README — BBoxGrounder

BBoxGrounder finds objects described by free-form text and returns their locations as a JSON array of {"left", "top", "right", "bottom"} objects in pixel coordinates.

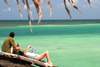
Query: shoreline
[
  {"left": 0, "top": 23, "right": 100, "bottom": 27},
  {"left": 0, "top": 19, "right": 100, "bottom": 27}
]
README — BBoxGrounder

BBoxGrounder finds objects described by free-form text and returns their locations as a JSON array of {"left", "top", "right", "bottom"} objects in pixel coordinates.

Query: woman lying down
[{"left": 14, "top": 45, "right": 53, "bottom": 65}]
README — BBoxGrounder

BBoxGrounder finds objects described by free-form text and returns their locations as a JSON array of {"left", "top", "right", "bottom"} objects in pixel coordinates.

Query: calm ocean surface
[
  {"left": 0, "top": 19, "right": 100, "bottom": 26},
  {"left": 0, "top": 19, "right": 100, "bottom": 67},
  {"left": 0, "top": 19, "right": 100, "bottom": 37}
]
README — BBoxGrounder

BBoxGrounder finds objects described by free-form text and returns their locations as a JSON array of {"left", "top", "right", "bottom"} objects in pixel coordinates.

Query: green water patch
[
  {"left": 0, "top": 35, "right": 100, "bottom": 67},
  {"left": 0, "top": 24, "right": 100, "bottom": 67},
  {"left": 0, "top": 24, "right": 100, "bottom": 37}
]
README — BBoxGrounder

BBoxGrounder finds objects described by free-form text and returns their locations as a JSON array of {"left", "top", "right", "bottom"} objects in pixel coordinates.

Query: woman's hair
[{"left": 9, "top": 32, "right": 15, "bottom": 38}]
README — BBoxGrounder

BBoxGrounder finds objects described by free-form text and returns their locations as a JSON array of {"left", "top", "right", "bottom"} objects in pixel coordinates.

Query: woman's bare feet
[{"left": 47, "top": 61, "right": 53, "bottom": 65}]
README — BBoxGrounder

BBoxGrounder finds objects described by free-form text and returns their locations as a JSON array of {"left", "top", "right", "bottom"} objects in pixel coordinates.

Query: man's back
[{"left": 2, "top": 36, "right": 15, "bottom": 53}]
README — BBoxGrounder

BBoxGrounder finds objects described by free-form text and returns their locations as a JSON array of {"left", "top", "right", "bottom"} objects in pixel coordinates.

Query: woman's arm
[{"left": 23, "top": 46, "right": 31, "bottom": 57}]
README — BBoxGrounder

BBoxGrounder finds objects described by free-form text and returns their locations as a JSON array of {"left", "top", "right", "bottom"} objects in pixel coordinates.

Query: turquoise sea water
[
  {"left": 0, "top": 19, "right": 100, "bottom": 26},
  {"left": 0, "top": 20, "right": 100, "bottom": 67}
]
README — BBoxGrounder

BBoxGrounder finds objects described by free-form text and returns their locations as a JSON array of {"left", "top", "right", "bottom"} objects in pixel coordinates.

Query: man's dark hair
[{"left": 9, "top": 32, "right": 15, "bottom": 38}]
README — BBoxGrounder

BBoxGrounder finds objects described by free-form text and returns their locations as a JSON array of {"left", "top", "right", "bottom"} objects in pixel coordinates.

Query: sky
[{"left": 0, "top": 0, "right": 100, "bottom": 20}]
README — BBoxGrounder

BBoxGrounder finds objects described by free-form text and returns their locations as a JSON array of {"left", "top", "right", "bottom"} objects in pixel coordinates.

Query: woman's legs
[{"left": 40, "top": 51, "right": 53, "bottom": 65}]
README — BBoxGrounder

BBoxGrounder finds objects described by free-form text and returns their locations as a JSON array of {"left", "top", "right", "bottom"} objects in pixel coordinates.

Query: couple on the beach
[{"left": 2, "top": 32, "right": 53, "bottom": 65}]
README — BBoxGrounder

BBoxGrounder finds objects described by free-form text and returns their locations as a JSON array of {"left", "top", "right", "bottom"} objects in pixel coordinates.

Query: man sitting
[{"left": 2, "top": 32, "right": 20, "bottom": 53}]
